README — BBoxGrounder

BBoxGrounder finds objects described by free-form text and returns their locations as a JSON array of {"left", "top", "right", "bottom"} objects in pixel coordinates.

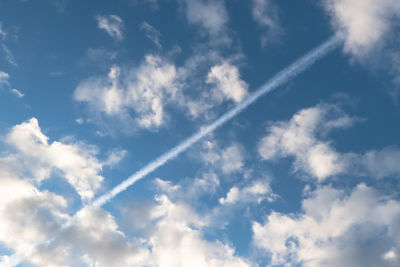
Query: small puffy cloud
[
  {"left": 201, "top": 141, "right": 245, "bottom": 175},
  {"left": 182, "top": 0, "right": 228, "bottom": 36},
  {"left": 252, "top": 184, "right": 400, "bottom": 267},
  {"left": 207, "top": 62, "right": 248, "bottom": 103},
  {"left": 103, "top": 149, "right": 127, "bottom": 166},
  {"left": 96, "top": 15, "right": 124, "bottom": 41},
  {"left": 5, "top": 118, "right": 104, "bottom": 200},
  {"left": 219, "top": 180, "right": 275, "bottom": 205},
  {"left": 251, "top": 0, "right": 282, "bottom": 46},
  {"left": 258, "top": 103, "right": 355, "bottom": 180},
  {"left": 140, "top": 21, "right": 162, "bottom": 48},
  {"left": 322, "top": 0, "right": 400, "bottom": 57}
]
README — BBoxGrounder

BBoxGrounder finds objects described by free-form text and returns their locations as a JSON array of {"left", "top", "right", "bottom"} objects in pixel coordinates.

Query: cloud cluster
[
  {"left": 253, "top": 184, "right": 400, "bottom": 266},
  {"left": 258, "top": 103, "right": 400, "bottom": 181},
  {"left": 75, "top": 53, "right": 248, "bottom": 133}
]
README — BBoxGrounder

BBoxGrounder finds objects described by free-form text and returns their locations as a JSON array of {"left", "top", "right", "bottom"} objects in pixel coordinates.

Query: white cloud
[
  {"left": 258, "top": 102, "right": 400, "bottom": 181},
  {"left": 0, "top": 71, "right": 24, "bottom": 98},
  {"left": 10, "top": 88, "right": 24, "bottom": 98},
  {"left": 219, "top": 180, "right": 275, "bottom": 205},
  {"left": 207, "top": 62, "right": 248, "bottom": 103},
  {"left": 5, "top": 118, "right": 104, "bottom": 200},
  {"left": 251, "top": 0, "right": 282, "bottom": 46},
  {"left": 258, "top": 103, "right": 355, "bottom": 180},
  {"left": 103, "top": 149, "right": 127, "bottom": 166},
  {"left": 322, "top": 0, "right": 400, "bottom": 56},
  {"left": 252, "top": 184, "right": 400, "bottom": 267},
  {"left": 201, "top": 141, "right": 245, "bottom": 174},
  {"left": 182, "top": 0, "right": 228, "bottom": 36},
  {"left": 75, "top": 55, "right": 179, "bottom": 130},
  {"left": 147, "top": 195, "right": 251, "bottom": 267},
  {"left": 96, "top": 15, "right": 124, "bottom": 41},
  {"left": 140, "top": 21, "right": 162, "bottom": 48},
  {"left": 361, "top": 146, "right": 400, "bottom": 179},
  {"left": 0, "top": 71, "right": 9, "bottom": 85}
]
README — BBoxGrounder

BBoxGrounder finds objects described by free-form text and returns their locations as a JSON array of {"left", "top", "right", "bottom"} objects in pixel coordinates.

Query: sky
[{"left": 0, "top": 0, "right": 400, "bottom": 266}]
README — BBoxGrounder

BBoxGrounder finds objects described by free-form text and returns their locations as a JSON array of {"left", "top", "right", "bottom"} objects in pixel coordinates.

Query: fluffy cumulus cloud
[
  {"left": 75, "top": 53, "right": 249, "bottom": 132},
  {"left": 322, "top": 0, "right": 400, "bottom": 56},
  {"left": 74, "top": 55, "right": 179, "bottom": 130},
  {"left": 5, "top": 118, "right": 104, "bottom": 200},
  {"left": 251, "top": 0, "right": 282, "bottom": 46},
  {"left": 96, "top": 14, "right": 124, "bottom": 40},
  {"left": 0, "top": 119, "right": 150, "bottom": 267},
  {"left": 258, "top": 102, "right": 400, "bottom": 181},
  {"left": 258, "top": 103, "right": 355, "bottom": 180},
  {"left": 252, "top": 184, "right": 400, "bottom": 267},
  {"left": 146, "top": 195, "right": 252, "bottom": 267},
  {"left": 207, "top": 62, "right": 248, "bottom": 104}
]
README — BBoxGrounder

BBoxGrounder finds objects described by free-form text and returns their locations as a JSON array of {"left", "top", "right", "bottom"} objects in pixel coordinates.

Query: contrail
[
  {"left": 1, "top": 35, "right": 342, "bottom": 267},
  {"left": 92, "top": 35, "right": 342, "bottom": 207}
]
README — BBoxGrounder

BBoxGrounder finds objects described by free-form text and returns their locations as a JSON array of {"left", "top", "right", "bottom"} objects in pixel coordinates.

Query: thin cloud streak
[
  {"left": 92, "top": 35, "right": 342, "bottom": 207},
  {"left": 2, "top": 35, "right": 341, "bottom": 267}
]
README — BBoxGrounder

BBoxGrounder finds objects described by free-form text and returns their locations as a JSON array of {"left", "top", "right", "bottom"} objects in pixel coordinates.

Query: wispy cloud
[
  {"left": 140, "top": 21, "right": 162, "bottom": 49},
  {"left": 96, "top": 15, "right": 124, "bottom": 41},
  {"left": 251, "top": 0, "right": 282, "bottom": 46}
]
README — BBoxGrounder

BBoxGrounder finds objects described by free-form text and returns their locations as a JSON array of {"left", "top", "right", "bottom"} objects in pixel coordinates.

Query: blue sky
[{"left": 1, "top": 0, "right": 400, "bottom": 266}]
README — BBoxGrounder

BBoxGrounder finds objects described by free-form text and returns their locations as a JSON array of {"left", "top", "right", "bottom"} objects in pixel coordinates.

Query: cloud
[
  {"left": 322, "top": 0, "right": 400, "bottom": 57},
  {"left": 207, "top": 62, "right": 249, "bottom": 103},
  {"left": 5, "top": 118, "right": 104, "bottom": 200},
  {"left": 258, "top": 102, "right": 400, "bottom": 181},
  {"left": 253, "top": 183, "right": 400, "bottom": 266},
  {"left": 201, "top": 141, "right": 245, "bottom": 174},
  {"left": 140, "top": 22, "right": 162, "bottom": 49},
  {"left": 219, "top": 180, "right": 276, "bottom": 205},
  {"left": 10, "top": 88, "right": 24, "bottom": 98},
  {"left": 258, "top": 103, "right": 356, "bottom": 180},
  {"left": 180, "top": 0, "right": 228, "bottom": 36},
  {"left": 146, "top": 195, "right": 251, "bottom": 267},
  {"left": 75, "top": 55, "right": 179, "bottom": 130},
  {"left": 0, "top": 71, "right": 23, "bottom": 98},
  {"left": 103, "top": 149, "right": 127, "bottom": 166},
  {"left": 96, "top": 15, "right": 124, "bottom": 41},
  {"left": 251, "top": 0, "right": 282, "bottom": 46}
]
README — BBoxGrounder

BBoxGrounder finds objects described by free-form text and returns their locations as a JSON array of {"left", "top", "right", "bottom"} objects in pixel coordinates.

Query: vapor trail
[
  {"left": 92, "top": 35, "right": 342, "bottom": 207},
  {"left": 1, "top": 35, "right": 341, "bottom": 267}
]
